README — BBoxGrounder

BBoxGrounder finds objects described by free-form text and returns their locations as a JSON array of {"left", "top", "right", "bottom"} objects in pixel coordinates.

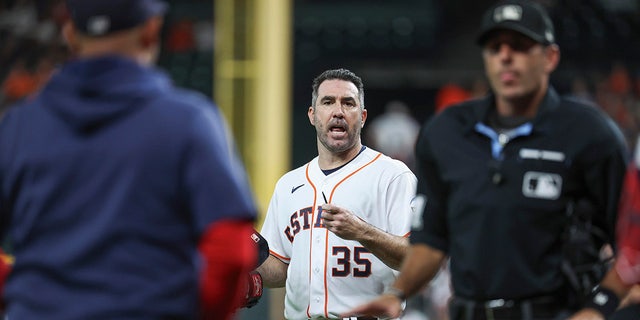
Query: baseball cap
[
  {"left": 66, "top": 0, "right": 168, "bottom": 36},
  {"left": 476, "top": 0, "right": 555, "bottom": 46}
]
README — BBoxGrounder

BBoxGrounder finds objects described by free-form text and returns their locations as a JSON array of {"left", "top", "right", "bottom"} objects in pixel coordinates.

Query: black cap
[
  {"left": 476, "top": 0, "right": 555, "bottom": 46},
  {"left": 66, "top": 0, "right": 168, "bottom": 36}
]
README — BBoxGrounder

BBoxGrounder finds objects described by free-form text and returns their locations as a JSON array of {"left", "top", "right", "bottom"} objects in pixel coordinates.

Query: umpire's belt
[{"left": 450, "top": 295, "right": 563, "bottom": 320}]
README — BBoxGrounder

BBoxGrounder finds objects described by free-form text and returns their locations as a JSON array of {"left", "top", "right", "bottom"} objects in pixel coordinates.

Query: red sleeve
[
  {"left": 615, "top": 164, "right": 640, "bottom": 285},
  {"left": 0, "top": 250, "right": 12, "bottom": 310},
  {"left": 198, "top": 219, "right": 256, "bottom": 320}
]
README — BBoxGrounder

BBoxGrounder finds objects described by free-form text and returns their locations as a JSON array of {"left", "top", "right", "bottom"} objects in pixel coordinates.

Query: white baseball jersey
[{"left": 261, "top": 147, "right": 417, "bottom": 319}]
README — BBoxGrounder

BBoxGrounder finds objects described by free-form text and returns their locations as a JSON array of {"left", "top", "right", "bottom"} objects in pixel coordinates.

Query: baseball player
[{"left": 247, "top": 69, "right": 417, "bottom": 319}]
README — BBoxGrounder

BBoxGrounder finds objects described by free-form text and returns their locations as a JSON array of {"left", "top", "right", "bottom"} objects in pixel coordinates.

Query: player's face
[
  {"left": 308, "top": 79, "right": 367, "bottom": 154},
  {"left": 482, "top": 30, "right": 559, "bottom": 101}
]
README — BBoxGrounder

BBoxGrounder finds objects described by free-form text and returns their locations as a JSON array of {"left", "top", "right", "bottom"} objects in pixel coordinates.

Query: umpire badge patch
[{"left": 522, "top": 171, "right": 562, "bottom": 200}]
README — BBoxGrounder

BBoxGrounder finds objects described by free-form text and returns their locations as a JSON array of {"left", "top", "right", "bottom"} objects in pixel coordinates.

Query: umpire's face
[
  {"left": 481, "top": 30, "right": 559, "bottom": 102},
  {"left": 309, "top": 79, "right": 367, "bottom": 155}
]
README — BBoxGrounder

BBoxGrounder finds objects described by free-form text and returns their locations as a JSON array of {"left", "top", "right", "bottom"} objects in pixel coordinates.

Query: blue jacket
[{"left": 0, "top": 56, "right": 257, "bottom": 319}]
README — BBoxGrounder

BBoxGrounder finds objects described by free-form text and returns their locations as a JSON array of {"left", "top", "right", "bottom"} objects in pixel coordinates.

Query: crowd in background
[
  {"left": 0, "top": 0, "right": 67, "bottom": 113},
  {"left": 3, "top": 0, "right": 639, "bottom": 153}
]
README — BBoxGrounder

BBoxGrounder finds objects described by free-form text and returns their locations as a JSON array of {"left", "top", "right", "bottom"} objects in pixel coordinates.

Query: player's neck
[{"left": 318, "top": 143, "right": 364, "bottom": 171}]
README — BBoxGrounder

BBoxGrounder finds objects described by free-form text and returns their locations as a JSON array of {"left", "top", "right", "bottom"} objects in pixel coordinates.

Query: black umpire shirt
[{"left": 411, "top": 87, "right": 628, "bottom": 301}]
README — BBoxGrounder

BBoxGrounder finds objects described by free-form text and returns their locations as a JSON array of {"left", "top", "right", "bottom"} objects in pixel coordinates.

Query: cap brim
[{"left": 476, "top": 22, "right": 547, "bottom": 46}]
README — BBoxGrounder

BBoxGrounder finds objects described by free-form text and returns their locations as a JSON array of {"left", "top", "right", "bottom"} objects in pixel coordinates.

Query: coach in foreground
[
  {"left": 345, "top": 1, "right": 628, "bottom": 319},
  {"left": 0, "top": 0, "right": 258, "bottom": 319}
]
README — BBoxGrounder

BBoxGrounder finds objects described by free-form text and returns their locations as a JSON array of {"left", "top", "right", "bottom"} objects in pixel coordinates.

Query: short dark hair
[{"left": 311, "top": 68, "right": 365, "bottom": 108}]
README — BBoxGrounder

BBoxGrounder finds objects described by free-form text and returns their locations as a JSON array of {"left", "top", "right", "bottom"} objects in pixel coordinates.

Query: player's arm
[
  {"left": 358, "top": 225, "right": 409, "bottom": 270},
  {"left": 256, "top": 254, "right": 288, "bottom": 287},
  {"left": 321, "top": 203, "right": 408, "bottom": 270},
  {"left": 351, "top": 221, "right": 408, "bottom": 271},
  {"left": 240, "top": 230, "right": 288, "bottom": 309}
]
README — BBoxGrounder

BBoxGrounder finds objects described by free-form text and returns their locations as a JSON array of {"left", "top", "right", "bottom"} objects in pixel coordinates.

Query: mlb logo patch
[{"left": 522, "top": 171, "right": 562, "bottom": 200}]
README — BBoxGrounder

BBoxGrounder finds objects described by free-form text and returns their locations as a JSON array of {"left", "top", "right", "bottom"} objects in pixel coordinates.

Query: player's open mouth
[{"left": 328, "top": 125, "right": 347, "bottom": 137}]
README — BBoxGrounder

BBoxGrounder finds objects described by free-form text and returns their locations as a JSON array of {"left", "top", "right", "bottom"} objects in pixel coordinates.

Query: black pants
[{"left": 448, "top": 296, "right": 572, "bottom": 320}]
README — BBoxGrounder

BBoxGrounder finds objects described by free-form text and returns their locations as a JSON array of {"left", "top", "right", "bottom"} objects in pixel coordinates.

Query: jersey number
[{"left": 331, "top": 246, "right": 372, "bottom": 277}]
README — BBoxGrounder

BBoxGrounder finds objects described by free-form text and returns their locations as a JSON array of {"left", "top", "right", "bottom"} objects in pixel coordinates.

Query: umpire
[{"left": 345, "top": 1, "right": 628, "bottom": 319}]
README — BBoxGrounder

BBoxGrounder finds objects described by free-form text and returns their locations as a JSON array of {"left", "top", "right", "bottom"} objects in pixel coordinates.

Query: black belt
[{"left": 449, "top": 295, "right": 566, "bottom": 320}]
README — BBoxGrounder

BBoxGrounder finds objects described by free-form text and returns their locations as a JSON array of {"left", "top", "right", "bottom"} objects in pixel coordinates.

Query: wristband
[
  {"left": 583, "top": 286, "right": 620, "bottom": 318},
  {"left": 385, "top": 287, "right": 407, "bottom": 302}
]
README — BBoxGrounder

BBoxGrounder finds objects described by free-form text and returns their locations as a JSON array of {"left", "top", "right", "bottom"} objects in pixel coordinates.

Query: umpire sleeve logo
[
  {"left": 410, "top": 194, "right": 427, "bottom": 230},
  {"left": 522, "top": 171, "right": 562, "bottom": 200}
]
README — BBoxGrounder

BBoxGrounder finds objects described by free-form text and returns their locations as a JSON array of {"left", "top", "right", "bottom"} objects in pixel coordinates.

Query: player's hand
[
  {"left": 341, "top": 294, "right": 404, "bottom": 319},
  {"left": 242, "top": 271, "right": 263, "bottom": 308},
  {"left": 321, "top": 203, "right": 368, "bottom": 240}
]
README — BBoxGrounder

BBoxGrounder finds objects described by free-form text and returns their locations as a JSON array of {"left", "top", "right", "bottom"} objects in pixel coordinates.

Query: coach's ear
[
  {"left": 62, "top": 21, "right": 80, "bottom": 54},
  {"left": 308, "top": 106, "right": 315, "bottom": 125}
]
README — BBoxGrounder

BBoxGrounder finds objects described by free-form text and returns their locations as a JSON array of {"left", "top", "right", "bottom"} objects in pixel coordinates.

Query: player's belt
[{"left": 449, "top": 295, "right": 565, "bottom": 320}]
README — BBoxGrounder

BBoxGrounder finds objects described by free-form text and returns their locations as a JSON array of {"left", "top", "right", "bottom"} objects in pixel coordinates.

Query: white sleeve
[
  {"left": 385, "top": 171, "right": 417, "bottom": 236},
  {"left": 259, "top": 182, "right": 291, "bottom": 262}
]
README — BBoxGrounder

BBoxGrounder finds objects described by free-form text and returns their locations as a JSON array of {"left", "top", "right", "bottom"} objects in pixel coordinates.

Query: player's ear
[
  {"left": 360, "top": 108, "right": 367, "bottom": 128},
  {"left": 308, "top": 106, "right": 315, "bottom": 125}
]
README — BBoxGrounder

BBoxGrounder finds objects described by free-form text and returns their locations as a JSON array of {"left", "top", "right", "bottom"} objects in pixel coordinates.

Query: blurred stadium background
[{"left": 1, "top": 0, "right": 639, "bottom": 319}]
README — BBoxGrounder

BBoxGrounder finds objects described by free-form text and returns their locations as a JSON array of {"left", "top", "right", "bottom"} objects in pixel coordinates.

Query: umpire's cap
[
  {"left": 476, "top": 0, "right": 555, "bottom": 46},
  {"left": 66, "top": 0, "right": 168, "bottom": 37}
]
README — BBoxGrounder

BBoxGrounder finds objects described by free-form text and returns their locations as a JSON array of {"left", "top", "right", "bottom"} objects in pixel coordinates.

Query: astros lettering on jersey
[{"left": 261, "top": 147, "right": 417, "bottom": 319}]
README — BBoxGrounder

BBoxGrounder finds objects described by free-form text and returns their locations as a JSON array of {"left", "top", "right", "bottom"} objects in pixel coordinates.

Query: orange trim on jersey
[
  {"left": 327, "top": 152, "right": 382, "bottom": 201},
  {"left": 324, "top": 152, "right": 383, "bottom": 318},
  {"left": 323, "top": 227, "right": 330, "bottom": 317},
  {"left": 304, "top": 162, "right": 318, "bottom": 319},
  {"left": 269, "top": 250, "right": 290, "bottom": 262},
  {"left": 402, "top": 231, "right": 411, "bottom": 238}
]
